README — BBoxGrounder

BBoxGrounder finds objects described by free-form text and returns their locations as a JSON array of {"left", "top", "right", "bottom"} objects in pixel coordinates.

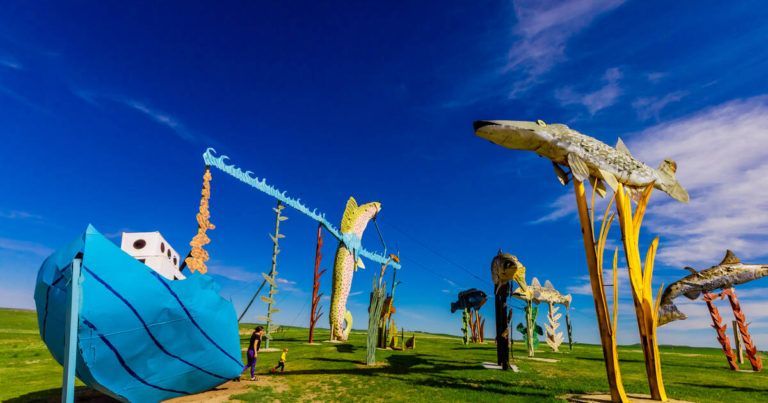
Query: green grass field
[{"left": 1, "top": 308, "right": 766, "bottom": 402}]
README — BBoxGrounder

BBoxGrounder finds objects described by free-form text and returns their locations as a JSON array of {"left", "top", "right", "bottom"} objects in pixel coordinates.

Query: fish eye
[
  {"left": 504, "top": 261, "right": 511, "bottom": 268},
  {"left": 536, "top": 119, "right": 547, "bottom": 127}
]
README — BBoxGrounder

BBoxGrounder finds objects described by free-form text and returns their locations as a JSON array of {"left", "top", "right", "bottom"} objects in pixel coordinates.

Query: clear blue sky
[{"left": 2, "top": 1, "right": 768, "bottom": 347}]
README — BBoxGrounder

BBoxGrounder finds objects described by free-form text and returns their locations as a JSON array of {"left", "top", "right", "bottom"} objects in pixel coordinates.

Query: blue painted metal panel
[{"left": 34, "top": 225, "right": 242, "bottom": 402}]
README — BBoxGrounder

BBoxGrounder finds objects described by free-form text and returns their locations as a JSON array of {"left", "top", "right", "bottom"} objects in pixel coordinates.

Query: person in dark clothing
[{"left": 242, "top": 326, "right": 264, "bottom": 380}]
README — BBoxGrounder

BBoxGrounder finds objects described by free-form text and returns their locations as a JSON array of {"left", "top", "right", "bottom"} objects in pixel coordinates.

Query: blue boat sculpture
[{"left": 34, "top": 225, "right": 242, "bottom": 402}]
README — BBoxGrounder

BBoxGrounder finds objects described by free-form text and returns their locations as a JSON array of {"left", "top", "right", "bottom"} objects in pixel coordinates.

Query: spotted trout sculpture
[
  {"left": 329, "top": 197, "right": 381, "bottom": 341},
  {"left": 473, "top": 120, "right": 689, "bottom": 202},
  {"left": 658, "top": 250, "right": 768, "bottom": 326}
]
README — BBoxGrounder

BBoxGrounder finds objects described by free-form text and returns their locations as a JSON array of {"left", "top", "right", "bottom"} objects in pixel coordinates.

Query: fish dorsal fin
[
  {"left": 719, "top": 250, "right": 740, "bottom": 265},
  {"left": 567, "top": 153, "right": 590, "bottom": 182},
  {"left": 615, "top": 137, "right": 632, "bottom": 156},
  {"left": 684, "top": 267, "right": 697, "bottom": 275},
  {"left": 531, "top": 277, "right": 541, "bottom": 288},
  {"left": 544, "top": 280, "right": 554, "bottom": 290},
  {"left": 340, "top": 197, "right": 359, "bottom": 233}
]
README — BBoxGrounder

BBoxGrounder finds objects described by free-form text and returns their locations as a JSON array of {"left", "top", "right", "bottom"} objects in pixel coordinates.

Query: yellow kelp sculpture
[{"left": 185, "top": 167, "right": 215, "bottom": 274}]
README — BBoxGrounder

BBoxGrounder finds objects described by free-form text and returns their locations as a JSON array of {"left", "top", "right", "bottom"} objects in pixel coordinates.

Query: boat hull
[{"left": 34, "top": 225, "right": 242, "bottom": 402}]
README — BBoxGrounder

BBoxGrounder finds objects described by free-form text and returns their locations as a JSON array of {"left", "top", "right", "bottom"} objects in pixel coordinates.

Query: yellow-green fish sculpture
[{"left": 329, "top": 197, "right": 381, "bottom": 341}]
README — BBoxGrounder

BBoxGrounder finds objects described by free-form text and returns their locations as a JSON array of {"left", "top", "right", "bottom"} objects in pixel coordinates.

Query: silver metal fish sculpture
[
  {"left": 473, "top": 120, "right": 689, "bottom": 202},
  {"left": 658, "top": 250, "right": 768, "bottom": 326}
]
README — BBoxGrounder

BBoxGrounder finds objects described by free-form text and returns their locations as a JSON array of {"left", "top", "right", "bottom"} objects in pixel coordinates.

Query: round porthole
[
  {"left": 173, "top": 257, "right": 178, "bottom": 265},
  {"left": 167, "top": 250, "right": 171, "bottom": 258},
  {"left": 133, "top": 239, "right": 147, "bottom": 250},
  {"left": 160, "top": 242, "right": 165, "bottom": 253}
]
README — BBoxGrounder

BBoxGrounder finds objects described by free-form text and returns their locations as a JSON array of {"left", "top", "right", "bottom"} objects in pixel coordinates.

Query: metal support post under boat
[{"left": 62, "top": 256, "right": 82, "bottom": 403}]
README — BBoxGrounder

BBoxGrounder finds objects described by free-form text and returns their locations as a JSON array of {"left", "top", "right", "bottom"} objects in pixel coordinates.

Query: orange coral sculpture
[{"left": 185, "top": 168, "right": 215, "bottom": 274}]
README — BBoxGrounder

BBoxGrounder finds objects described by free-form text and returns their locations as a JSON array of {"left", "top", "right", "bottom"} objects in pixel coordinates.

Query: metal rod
[
  {"left": 238, "top": 279, "right": 267, "bottom": 322},
  {"left": 62, "top": 257, "right": 82, "bottom": 403}
]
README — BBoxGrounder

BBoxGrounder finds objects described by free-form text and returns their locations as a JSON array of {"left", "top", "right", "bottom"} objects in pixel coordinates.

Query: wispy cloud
[
  {"left": 0, "top": 55, "right": 22, "bottom": 70},
  {"left": 0, "top": 237, "right": 53, "bottom": 257},
  {"left": 124, "top": 100, "right": 196, "bottom": 142},
  {"left": 629, "top": 95, "right": 768, "bottom": 266},
  {"left": 632, "top": 91, "right": 687, "bottom": 121},
  {"left": 209, "top": 263, "right": 260, "bottom": 282},
  {"left": 507, "top": 0, "right": 625, "bottom": 96},
  {"left": 72, "top": 89, "right": 197, "bottom": 142},
  {"left": 0, "top": 210, "right": 42, "bottom": 221},
  {"left": 555, "top": 67, "right": 622, "bottom": 114}
]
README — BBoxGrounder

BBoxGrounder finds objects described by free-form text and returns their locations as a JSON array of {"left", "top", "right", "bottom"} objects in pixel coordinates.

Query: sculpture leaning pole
[{"left": 475, "top": 119, "right": 691, "bottom": 402}]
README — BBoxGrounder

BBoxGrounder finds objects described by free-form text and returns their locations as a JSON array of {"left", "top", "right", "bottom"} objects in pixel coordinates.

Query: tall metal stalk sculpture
[
  {"left": 615, "top": 184, "right": 667, "bottom": 401},
  {"left": 263, "top": 201, "right": 287, "bottom": 349},
  {"left": 574, "top": 180, "right": 627, "bottom": 402},
  {"left": 309, "top": 224, "right": 326, "bottom": 344}
]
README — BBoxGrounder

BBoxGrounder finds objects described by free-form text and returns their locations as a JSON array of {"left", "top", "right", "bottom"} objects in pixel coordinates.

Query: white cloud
[
  {"left": 348, "top": 291, "right": 364, "bottom": 297},
  {"left": 0, "top": 237, "right": 52, "bottom": 257},
  {"left": 124, "top": 100, "right": 196, "bottom": 142},
  {"left": 209, "top": 263, "right": 260, "bottom": 282},
  {"left": 507, "top": 0, "right": 625, "bottom": 95},
  {"left": 629, "top": 95, "right": 768, "bottom": 267},
  {"left": 555, "top": 67, "right": 622, "bottom": 114},
  {"left": 0, "top": 55, "right": 22, "bottom": 70},
  {"left": 0, "top": 210, "right": 42, "bottom": 220},
  {"left": 530, "top": 194, "right": 574, "bottom": 223},
  {"left": 71, "top": 89, "right": 197, "bottom": 142},
  {"left": 632, "top": 91, "right": 687, "bottom": 121}
]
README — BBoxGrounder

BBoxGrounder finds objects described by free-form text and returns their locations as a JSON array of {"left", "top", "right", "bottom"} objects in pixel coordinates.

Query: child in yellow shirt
[{"left": 271, "top": 348, "right": 288, "bottom": 373}]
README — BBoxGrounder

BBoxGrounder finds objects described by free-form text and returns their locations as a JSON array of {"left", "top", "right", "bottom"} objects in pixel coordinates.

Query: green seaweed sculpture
[
  {"left": 462, "top": 309, "right": 470, "bottom": 345},
  {"left": 516, "top": 304, "right": 543, "bottom": 354}
]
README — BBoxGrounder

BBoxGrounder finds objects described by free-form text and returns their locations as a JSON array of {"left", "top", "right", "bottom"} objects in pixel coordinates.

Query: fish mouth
[{"left": 473, "top": 120, "right": 500, "bottom": 131}]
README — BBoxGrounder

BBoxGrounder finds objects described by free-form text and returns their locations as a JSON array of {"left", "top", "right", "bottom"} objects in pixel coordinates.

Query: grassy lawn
[{"left": 1, "top": 307, "right": 766, "bottom": 402}]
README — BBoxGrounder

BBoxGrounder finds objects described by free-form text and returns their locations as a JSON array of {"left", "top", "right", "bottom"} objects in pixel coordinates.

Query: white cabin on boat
[{"left": 120, "top": 232, "right": 185, "bottom": 280}]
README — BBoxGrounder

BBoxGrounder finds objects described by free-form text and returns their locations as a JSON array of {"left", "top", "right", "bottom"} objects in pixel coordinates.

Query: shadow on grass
[
  {"left": 408, "top": 375, "right": 550, "bottom": 398},
  {"left": 675, "top": 382, "right": 768, "bottom": 394},
  {"left": 6, "top": 386, "right": 117, "bottom": 402},
  {"left": 335, "top": 344, "right": 357, "bottom": 353}
]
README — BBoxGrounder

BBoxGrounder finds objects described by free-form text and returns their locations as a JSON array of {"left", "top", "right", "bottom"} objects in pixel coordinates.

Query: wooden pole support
[{"left": 733, "top": 320, "right": 744, "bottom": 364}]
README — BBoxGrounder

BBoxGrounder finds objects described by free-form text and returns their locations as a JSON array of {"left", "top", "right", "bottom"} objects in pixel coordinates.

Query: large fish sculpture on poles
[
  {"left": 658, "top": 250, "right": 768, "bottom": 326},
  {"left": 330, "top": 197, "right": 381, "bottom": 341},
  {"left": 473, "top": 120, "right": 689, "bottom": 202}
]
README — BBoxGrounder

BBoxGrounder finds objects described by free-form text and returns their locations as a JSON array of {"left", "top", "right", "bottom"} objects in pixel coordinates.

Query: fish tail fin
[
  {"left": 342, "top": 310, "right": 353, "bottom": 340},
  {"left": 656, "top": 159, "right": 690, "bottom": 203},
  {"left": 658, "top": 302, "right": 687, "bottom": 326}
]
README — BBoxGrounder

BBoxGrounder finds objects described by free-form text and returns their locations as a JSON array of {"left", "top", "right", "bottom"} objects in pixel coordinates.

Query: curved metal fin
[
  {"left": 719, "top": 250, "right": 741, "bottom": 265},
  {"left": 567, "top": 153, "right": 590, "bottom": 182}
]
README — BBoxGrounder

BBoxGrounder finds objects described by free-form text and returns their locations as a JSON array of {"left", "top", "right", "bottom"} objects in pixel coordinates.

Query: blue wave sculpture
[
  {"left": 203, "top": 148, "right": 401, "bottom": 269},
  {"left": 34, "top": 225, "right": 242, "bottom": 402}
]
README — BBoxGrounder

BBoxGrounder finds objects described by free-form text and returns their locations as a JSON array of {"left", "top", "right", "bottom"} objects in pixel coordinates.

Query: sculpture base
[
  {"left": 561, "top": 393, "right": 692, "bottom": 402},
  {"left": 519, "top": 357, "right": 559, "bottom": 363},
  {"left": 481, "top": 362, "right": 519, "bottom": 372}
]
